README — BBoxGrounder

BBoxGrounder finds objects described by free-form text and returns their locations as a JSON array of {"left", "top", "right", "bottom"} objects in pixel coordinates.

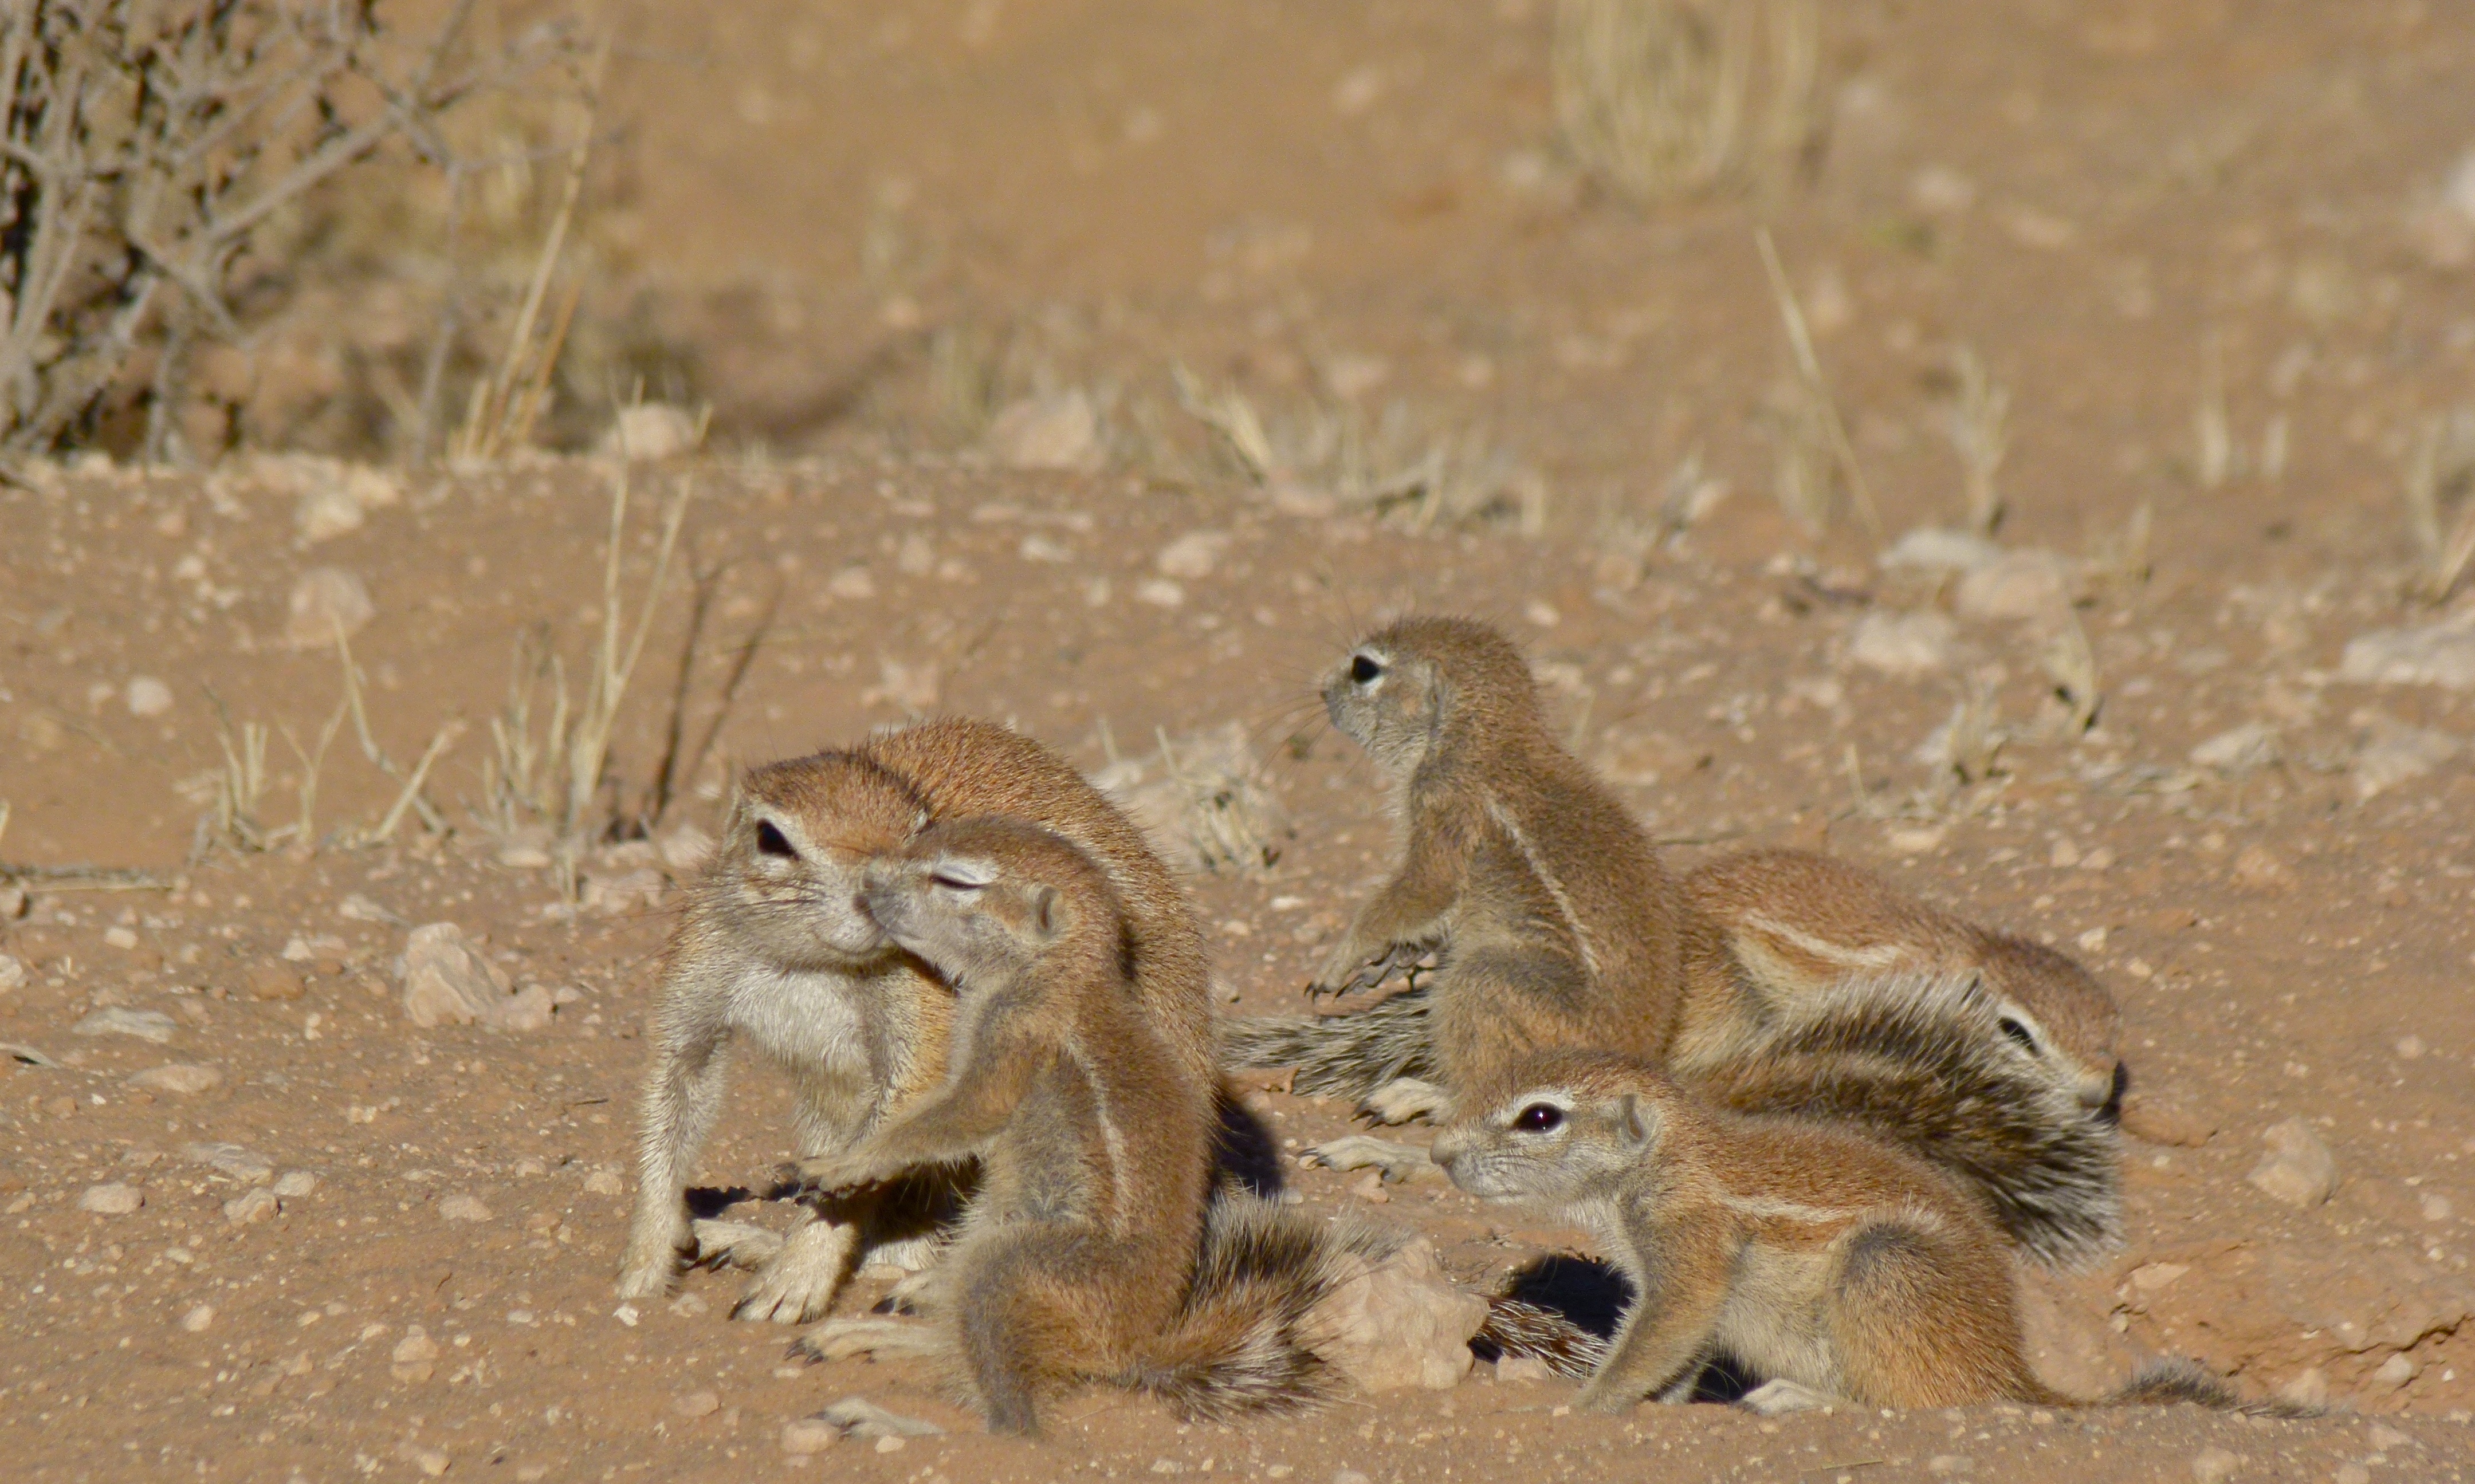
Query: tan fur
[
  {"left": 617, "top": 717, "right": 1212, "bottom": 1323},
  {"left": 1433, "top": 1050, "right": 2075, "bottom": 1412},
  {"left": 1307, "top": 617, "right": 1698, "bottom": 1108},
  {"left": 798, "top": 818, "right": 1214, "bottom": 1436},
  {"left": 1677, "top": 848, "right": 2123, "bottom": 1111}
]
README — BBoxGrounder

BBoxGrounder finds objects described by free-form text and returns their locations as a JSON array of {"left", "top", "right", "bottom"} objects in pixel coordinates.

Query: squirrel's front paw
[
  {"left": 784, "top": 1155, "right": 875, "bottom": 1194},
  {"left": 1307, "top": 939, "right": 1398, "bottom": 999}
]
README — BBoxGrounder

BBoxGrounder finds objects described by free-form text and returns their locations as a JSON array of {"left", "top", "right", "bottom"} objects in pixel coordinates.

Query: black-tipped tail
[
  {"left": 1121, "top": 1192, "right": 1395, "bottom": 1420},
  {"left": 2109, "top": 1359, "right": 2322, "bottom": 1418},
  {"left": 1218, "top": 989, "right": 1435, "bottom": 1101}
]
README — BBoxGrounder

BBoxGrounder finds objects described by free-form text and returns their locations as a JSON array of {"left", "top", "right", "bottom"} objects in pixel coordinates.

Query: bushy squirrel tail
[
  {"left": 1218, "top": 987, "right": 1435, "bottom": 1101},
  {"left": 1120, "top": 1192, "right": 1394, "bottom": 1420}
]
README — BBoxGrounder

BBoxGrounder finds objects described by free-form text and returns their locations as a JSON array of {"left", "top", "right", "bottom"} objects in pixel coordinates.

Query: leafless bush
[
  {"left": 0, "top": 0, "right": 570, "bottom": 459},
  {"left": 1551, "top": 0, "right": 1822, "bottom": 204}
]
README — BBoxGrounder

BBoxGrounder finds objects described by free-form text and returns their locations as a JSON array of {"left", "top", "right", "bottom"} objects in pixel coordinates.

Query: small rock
[
  {"left": 394, "top": 1442, "right": 451, "bottom": 1478},
  {"left": 1954, "top": 549, "right": 2078, "bottom": 624},
  {"left": 1156, "top": 530, "right": 1232, "bottom": 580},
  {"left": 600, "top": 403, "right": 703, "bottom": 462},
  {"left": 179, "top": 1304, "right": 215, "bottom": 1333},
  {"left": 2248, "top": 1117, "right": 2339, "bottom": 1207},
  {"left": 1134, "top": 577, "right": 1187, "bottom": 608},
  {"left": 657, "top": 824, "right": 716, "bottom": 873},
  {"left": 2421, "top": 1191, "right": 2454, "bottom": 1222},
  {"left": 2129, "top": 1262, "right": 2189, "bottom": 1294},
  {"left": 2190, "top": 722, "right": 2278, "bottom": 778},
  {"left": 338, "top": 893, "right": 405, "bottom": 926},
  {"left": 284, "top": 566, "right": 375, "bottom": 648},
  {"left": 1333, "top": 1471, "right": 1372, "bottom": 1484},
  {"left": 1927, "top": 1458, "right": 1973, "bottom": 1477},
  {"left": 2231, "top": 844, "right": 2292, "bottom": 892},
  {"left": 2190, "top": 1447, "right": 2241, "bottom": 1484},
  {"left": 2351, "top": 721, "right": 2461, "bottom": 800},
  {"left": 2119, "top": 1091, "right": 2214, "bottom": 1148},
  {"left": 828, "top": 565, "right": 879, "bottom": 599},
  {"left": 1305, "top": 1238, "right": 1487, "bottom": 1391},
  {"left": 79, "top": 1182, "right": 144, "bottom": 1215},
  {"left": 780, "top": 1419, "right": 839, "bottom": 1455},
  {"left": 2334, "top": 1466, "right": 2372, "bottom": 1484},
  {"left": 399, "top": 923, "right": 518, "bottom": 1029},
  {"left": 125, "top": 676, "right": 175, "bottom": 718},
  {"left": 494, "top": 826, "right": 555, "bottom": 870},
  {"left": 1847, "top": 609, "right": 1957, "bottom": 678},
  {"left": 816, "top": 1396, "right": 945, "bottom": 1440},
  {"left": 439, "top": 1193, "right": 493, "bottom": 1223},
  {"left": 985, "top": 391, "right": 1103, "bottom": 472},
  {"left": 862, "top": 658, "right": 942, "bottom": 713},
  {"left": 674, "top": 1389, "right": 720, "bottom": 1418},
  {"left": 493, "top": 985, "right": 556, "bottom": 1033},
  {"left": 1879, "top": 526, "right": 2003, "bottom": 574},
  {"left": 1910, "top": 163, "right": 1978, "bottom": 214},
  {"left": 127, "top": 1064, "right": 222, "bottom": 1096},
  {"left": 72, "top": 1007, "right": 177, "bottom": 1043},
  {"left": 1495, "top": 1355, "right": 1551, "bottom": 1382},
  {"left": 2338, "top": 615, "right": 2475, "bottom": 690},
  {"left": 273, "top": 1171, "right": 318, "bottom": 1199},
  {"left": 0, "top": 952, "right": 23, "bottom": 991},
  {"left": 2374, "top": 1352, "right": 2417, "bottom": 1388},
  {"left": 391, "top": 1328, "right": 440, "bottom": 1382},
  {"left": 580, "top": 868, "right": 665, "bottom": 918},
  {"left": 583, "top": 1167, "right": 624, "bottom": 1195},
  {"left": 223, "top": 1187, "right": 277, "bottom": 1225},
  {"left": 183, "top": 1141, "right": 274, "bottom": 1183},
  {"left": 244, "top": 961, "right": 306, "bottom": 1002},
  {"left": 2276, "top": 1367, "right": 2328, "bottom": 1409},
  {"left": 296, "top": 483, "right": 365, "bottom": 543}
]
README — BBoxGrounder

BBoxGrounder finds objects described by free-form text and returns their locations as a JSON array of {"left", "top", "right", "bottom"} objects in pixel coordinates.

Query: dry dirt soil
[{"left": 7, "top": 1, "right": 2475, "bottom": 1480}]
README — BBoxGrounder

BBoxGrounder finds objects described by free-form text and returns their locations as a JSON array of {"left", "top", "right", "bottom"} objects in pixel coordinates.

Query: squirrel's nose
[{"left": 1428, "top": 1131, "right": 1466, "bottom": 1167}]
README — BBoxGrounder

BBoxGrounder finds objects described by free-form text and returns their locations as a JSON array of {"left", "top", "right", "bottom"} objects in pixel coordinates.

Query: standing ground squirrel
[
  {"left": 1436, "top": 1051, "right": 2299, "bottom": 1416},
  {"left": 794, "top": 818, "right": 1371, "bottom": 1432},
  {"left": 618, "top": 717, "right": 1215, "bottom": 1325},
  {"left": 1225, "top": 616, "right": 1698, "bottom": 1123}
]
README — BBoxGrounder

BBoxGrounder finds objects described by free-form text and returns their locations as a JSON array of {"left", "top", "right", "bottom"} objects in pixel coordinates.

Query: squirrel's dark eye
[
  {"left": 1349, "top": 654, "right": 1383, "bottom": 685},
  {"left": 1997, "top": 1017, "right": 2039, "bottom": 1054},
  {"left": 1513, "top": 1103, "right": 1563, "bottom": 1133},
  {"left": 754, "top": 820, "right": 798, "bottom": 859}
]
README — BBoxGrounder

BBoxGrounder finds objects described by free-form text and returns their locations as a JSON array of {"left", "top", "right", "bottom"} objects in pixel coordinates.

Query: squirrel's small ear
[
  {"left": 1030, "top": 885, "right": 1064, "bottom": 940},
  {"left": 1616, "top": 1093, "right": 1654, "bottom": 1150}
]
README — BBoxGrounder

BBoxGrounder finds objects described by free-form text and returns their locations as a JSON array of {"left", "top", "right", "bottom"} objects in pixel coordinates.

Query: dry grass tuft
[
  {"left": 1093, "top": 722, "right": 1287, "bottom": 875},
  {"left": 1551, "top": 0, "right": 1821, "bottom": 204},
  {"left": 1167, "top": 367, "right": 1543, "bottom": 534},
  {"left": 482, "top": 467, "right": 692, "bottom": 856},
  {"left": 1942, "top": 346, "right": 2010, "bottom": 536}
]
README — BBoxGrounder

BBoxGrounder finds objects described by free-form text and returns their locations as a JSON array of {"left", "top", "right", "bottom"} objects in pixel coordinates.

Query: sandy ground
[{"left": 6, "top": 0, "right": 2475, "bottom": 1478}]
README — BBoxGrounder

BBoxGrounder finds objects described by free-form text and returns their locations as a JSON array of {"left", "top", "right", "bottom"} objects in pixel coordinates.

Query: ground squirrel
[
  {"left": 792, "top": 818, "right": 1368, "bottom": 1432},
  {"left": 1676, "top": 847, "right": 2124, "bottom": 1113},
  {"left": 618, "top": 717, "right": 1216, "bottom": 1324},
  {"left": 1225, "top": 616, "right": 1696, "bottom": 1123},
  {"left": 1435, "top": 1052, "right": 2293, "bottom": 1416}
]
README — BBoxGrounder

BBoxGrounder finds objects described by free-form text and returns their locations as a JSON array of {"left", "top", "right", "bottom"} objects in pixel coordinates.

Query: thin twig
[{"left": 1756, "top": 227, "right": 1879, "bottom": 546}]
